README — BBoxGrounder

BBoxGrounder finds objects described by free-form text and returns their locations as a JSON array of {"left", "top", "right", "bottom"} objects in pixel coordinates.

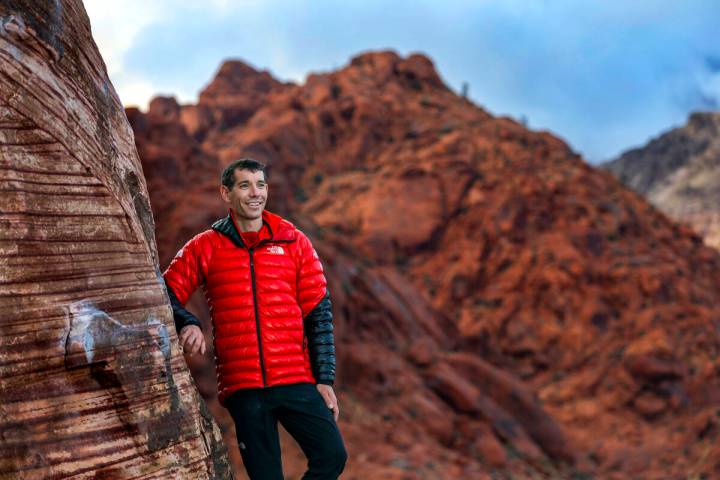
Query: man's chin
[{"left": 237, "top": 208, "right": 264, "bottom": 220}]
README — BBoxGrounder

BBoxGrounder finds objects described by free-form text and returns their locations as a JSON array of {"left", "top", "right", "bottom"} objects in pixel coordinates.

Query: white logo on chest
[{"left": 267, "top": 245, "right": 285, "bottom": 255}]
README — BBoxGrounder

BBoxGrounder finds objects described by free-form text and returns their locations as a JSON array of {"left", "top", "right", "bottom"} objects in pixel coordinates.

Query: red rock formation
[
  {"left": 130, "top": 51, "right": 720, "bottom": 479},
  {"left": 0, "top": 1, "right": 231, "bottom": 478}
]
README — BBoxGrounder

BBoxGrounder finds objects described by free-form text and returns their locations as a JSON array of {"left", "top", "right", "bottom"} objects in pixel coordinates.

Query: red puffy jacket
[{"left": 163, "top": 209, "right": 327, "bottom": 404}]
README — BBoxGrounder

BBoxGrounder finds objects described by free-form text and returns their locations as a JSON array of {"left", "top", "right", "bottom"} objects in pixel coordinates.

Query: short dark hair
[{"left": 221, "top": 158, "right": 267, "bottom": 189}]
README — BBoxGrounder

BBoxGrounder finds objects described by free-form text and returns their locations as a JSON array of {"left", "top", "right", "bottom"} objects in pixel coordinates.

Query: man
[{"left": 163, "top": 158, "right": 347, "bottom": 480}]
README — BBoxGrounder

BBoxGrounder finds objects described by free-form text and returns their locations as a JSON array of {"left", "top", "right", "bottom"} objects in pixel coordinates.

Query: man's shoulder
[
  {"left": 210, "top": 214, "right": 231, "bottom": 233},
  {"left": 181, "top": 228, "right": 221, "bottom": 252},
  {"left": 265, "top": 212, "right": 321, "bottom": 248},
  {"left": 192, "top": 228, "right": 220, "bottom": 241},
  {"left": 263, "top": 210, "right": 301, "bottom": 240},
  {"left": 166, "top": 229, "right": 218, "bottom": 268}
]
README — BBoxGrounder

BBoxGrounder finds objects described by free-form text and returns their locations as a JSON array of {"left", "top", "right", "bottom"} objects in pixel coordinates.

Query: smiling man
[{"left": 163, "top": 158, "right": 347, "bottom": 480}]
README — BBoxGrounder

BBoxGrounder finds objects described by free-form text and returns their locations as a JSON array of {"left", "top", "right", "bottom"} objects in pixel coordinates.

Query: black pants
[{"left": 226, "top": 383, "right": 347, "bottom": 480}]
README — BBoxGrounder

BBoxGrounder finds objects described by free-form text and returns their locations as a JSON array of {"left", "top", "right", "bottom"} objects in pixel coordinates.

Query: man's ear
[{"left": 219, "top": 185, "right": 230, "bottom": 203}]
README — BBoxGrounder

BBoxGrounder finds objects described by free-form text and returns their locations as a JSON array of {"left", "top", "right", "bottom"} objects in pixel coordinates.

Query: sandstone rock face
[
  {"left": 130, "top": 51, "right": 720, "bottom": 478},
  {"left": 603, "top": 111, "right": 720, "bottom": 250},
  {"left": 0, "top": 1, "right": 231, "bottom": 478}
]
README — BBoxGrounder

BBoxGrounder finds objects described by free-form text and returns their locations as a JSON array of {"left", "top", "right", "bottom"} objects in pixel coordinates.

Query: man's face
[{"left": 220, "top": 169, "right": 268, "bottom": 220}]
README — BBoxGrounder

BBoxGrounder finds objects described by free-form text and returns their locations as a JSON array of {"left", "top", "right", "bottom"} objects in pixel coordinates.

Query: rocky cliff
[
  {"left": 603, "top": 111, "right": 720, "bottom": 250},
  {"left": 129, "top": 53, "right": 720, "bottom": 479},
  {"left": 0, "top": 1, "right": 231, "bottom": 478}
]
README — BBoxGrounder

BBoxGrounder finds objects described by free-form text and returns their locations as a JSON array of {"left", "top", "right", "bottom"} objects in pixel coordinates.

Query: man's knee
[
  {"left": 311, "top": 440, "right": 347, "bottom": 477},
  {"left": 331, "top": 443, "right": 348, "bottom": 472},
  {"left": 328, "top": 441, "right": 348, "bottom": 475}
]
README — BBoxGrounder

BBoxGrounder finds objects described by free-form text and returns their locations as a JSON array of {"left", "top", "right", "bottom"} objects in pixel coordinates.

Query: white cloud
[
  {"left": 111, "top": 75, "right": 161, "bottom": 109},
  {"left": 82, "top": 0, "right": 720, "bottom": 160},
  {"left": 699, "top": 72, "right": 720, "bottom": 106},
  {"left": 84, "top": 0, "right": 163, "bottom": 75},
  {"left": 84, "top": 0, "right": 269, "bottom": 107},
  {"left": 84, "top": 0, "right": 171, "bottom": 108}
]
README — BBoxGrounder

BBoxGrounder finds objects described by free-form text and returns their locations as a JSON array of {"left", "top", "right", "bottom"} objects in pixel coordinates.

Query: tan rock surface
[{"left": 0, "top": 1, "right": 231, "bottom": 478}]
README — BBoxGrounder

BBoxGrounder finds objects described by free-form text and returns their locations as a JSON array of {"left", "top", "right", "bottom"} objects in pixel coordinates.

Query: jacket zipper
[{"left": 248, "top": 247, "right": 268, "bottom": 387}]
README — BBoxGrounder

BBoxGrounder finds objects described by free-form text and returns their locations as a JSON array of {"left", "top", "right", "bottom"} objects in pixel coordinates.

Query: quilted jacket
[{"left": 163, "top": 209, "right": 336, "bottom": 404}]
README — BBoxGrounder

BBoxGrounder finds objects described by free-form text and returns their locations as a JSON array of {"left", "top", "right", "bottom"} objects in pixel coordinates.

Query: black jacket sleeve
[
  {"left": 304, "top": 290, "right": 336, "bottom": 385},
  {"left": 165, "top": 281, "right": 202, "bottom": 334}
]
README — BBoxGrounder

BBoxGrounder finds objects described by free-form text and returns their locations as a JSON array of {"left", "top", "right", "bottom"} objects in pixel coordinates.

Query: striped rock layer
[{"left": 0, "top": 1, "right": 232, "bottom": 478}]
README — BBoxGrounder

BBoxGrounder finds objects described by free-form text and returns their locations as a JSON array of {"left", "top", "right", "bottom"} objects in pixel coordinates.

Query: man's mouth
[{"left": 247, "top": 201, "right": 262, "bottom": 208}]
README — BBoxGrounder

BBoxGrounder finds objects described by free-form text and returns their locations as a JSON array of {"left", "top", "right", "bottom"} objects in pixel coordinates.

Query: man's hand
[
  {"left": 179, "top": 325, "right": 206, "bottom": 356},
  {"left": 317, "top": 384, "right": 339, "bottom": 421}
]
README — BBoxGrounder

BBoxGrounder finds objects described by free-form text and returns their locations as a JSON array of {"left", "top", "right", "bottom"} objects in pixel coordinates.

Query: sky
[{"left": 84, "top": 0, "right": 720, "bottom": 163}]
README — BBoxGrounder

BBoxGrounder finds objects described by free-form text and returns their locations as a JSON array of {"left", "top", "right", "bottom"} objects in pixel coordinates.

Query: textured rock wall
[{"left": 0, "top": 1, "right": 231, "bottom": 478}]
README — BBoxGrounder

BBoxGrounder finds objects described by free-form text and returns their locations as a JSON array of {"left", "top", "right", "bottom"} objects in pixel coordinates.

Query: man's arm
[
  {"left": 165, "top": 282, "right": 202, "bottom": 333},
  {"left": 295, "top": 231, "right": 339, "bottom": 419},
  {"left": 295, "top": 231, "right": 337, "bottom": 384},
  {"left": 163, "top": 235, "right": 207, "bottom": 355},
  {"left": 304, "top": 290, "right": 336, "bottom": 385}
]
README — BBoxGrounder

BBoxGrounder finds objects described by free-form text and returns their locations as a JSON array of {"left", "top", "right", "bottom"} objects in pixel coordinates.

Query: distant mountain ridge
[{"left": 602, "top": 111, "right": 720, "bottom": 249}]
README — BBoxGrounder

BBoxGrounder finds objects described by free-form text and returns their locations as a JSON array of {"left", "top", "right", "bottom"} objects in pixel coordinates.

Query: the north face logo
[{"left": 268, "top": 245, "right": 285, "bottom": 255}]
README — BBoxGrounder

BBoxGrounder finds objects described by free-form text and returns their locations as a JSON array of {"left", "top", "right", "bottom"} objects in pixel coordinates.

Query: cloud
[
  {"left": 85, "top": 0, "right": 720, "bottom": 162},
  {"left": 84, "top": 0, "right": 259, "bottom": 105},
  {"left": 84, "top": 0, "right": 163, "bottom": 76},
  {"left": 705, "top": 55, "right": 720, "bottom": 72}
]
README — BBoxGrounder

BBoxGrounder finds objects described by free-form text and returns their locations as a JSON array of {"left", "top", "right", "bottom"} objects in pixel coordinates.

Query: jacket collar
[{"left": 212, "top": 209, "right": 296, "bottom": 248}]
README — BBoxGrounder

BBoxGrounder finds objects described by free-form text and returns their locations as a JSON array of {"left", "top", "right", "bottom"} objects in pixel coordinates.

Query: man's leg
[
  {"left": 272, "top": 383, "right": 347, "bottom": 480},
  {"left": 226, "top": 388, "right": 284, "bottom": 480}
]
